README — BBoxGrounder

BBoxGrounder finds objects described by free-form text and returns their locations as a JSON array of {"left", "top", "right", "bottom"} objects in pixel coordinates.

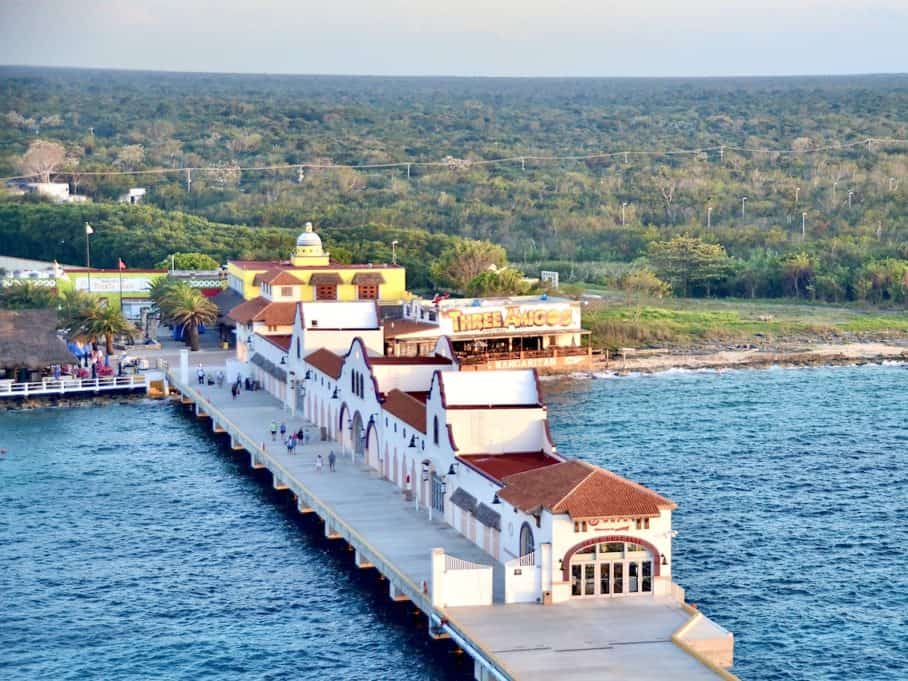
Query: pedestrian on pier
[
  {"left": 197, "top": 365, "right": 205, "bottom": 385},
  {"left": 328, "top": 450, "right": 337, "bottom": 472},
  {"left": 315, "top": 453, "right": 323, "bottom": 473},
  {"left": 286, "top": 436, "right": 294, "bottom": 455},
  {"left": 216, "top": 370, "right": 224, "bottom": 387},
  {"left": 280, "top": 423, "right": 287, "bottom": 439},
  {"left": 270, "top": 420, "right": 278, "bottom": 441},
  {"left": 296, "top": 427, "right": 305, "bottom": 443},
  {"left": 231, "top": 383, "right": 239, "bottom": 400}
]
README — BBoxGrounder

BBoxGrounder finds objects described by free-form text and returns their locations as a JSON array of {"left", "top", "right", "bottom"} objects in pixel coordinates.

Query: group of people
[{"left": 267, "top": 420, "right": 336, "bottom": 472}]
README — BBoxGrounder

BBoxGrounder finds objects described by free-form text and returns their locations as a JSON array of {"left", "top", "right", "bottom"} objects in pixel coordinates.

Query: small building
[
  {"left": 56, "top": 268, "right": 168, "bottom": 321},
  {"left": 385, "top": 295, "right": 592, "bottom": 371},
  {"left": 118, "top": 188, "right": 146, "bottom": 204},
  {"left": 225, "top": 222, "right": 409, "bottom": 305}
]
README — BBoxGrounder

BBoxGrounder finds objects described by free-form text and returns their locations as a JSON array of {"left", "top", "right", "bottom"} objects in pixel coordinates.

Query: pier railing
[{"left": 0, "top": 375, "right": 147, "bottom": 398}]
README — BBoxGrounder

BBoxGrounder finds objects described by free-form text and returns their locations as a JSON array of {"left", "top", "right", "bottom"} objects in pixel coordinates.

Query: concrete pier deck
[{"left": 167, "top": 362, "right": 736, "bottom": 681}]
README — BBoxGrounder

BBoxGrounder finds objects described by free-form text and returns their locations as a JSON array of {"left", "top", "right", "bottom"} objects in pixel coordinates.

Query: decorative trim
[{"left": 560, "top": 535, "right": 662, "bottom": 582}]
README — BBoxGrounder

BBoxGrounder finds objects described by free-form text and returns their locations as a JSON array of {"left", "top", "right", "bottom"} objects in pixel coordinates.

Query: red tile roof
[
  {"left": 458, "top": 452, "right": 561, "bottom": 482},
  {"left": 229, "top": 260, "right": 404, "bottom": 271},
  {"left": 499, "top": 460, "right": 676, "bottom": 519},
  {"left": 304, "top": 348, "right": 344, "bottom": 379},
  {"left": 254, "top": 270, "right": 301, "bottom": 286},
  {"left": 383, "top": 319, "right": 440, "bottom": 338},
  {"left": 228, "top": 297, "right": 297, "bottom": 326},
  {"left": 382, "top": 389, "right": 427, "bottom": 433},
  {"left": 261, "top": 335, "right": 292, "bottom": 352}
]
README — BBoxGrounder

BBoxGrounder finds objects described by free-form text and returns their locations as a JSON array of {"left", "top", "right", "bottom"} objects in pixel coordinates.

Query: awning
[
  {"left": 250, "top": 352, "right": 287, "bottom": 382},
  {"left": 450, "top": 487, "right": 478, "bottom": 514},
  {"left": 308, "top": 272, "right": 343, "bottom": 286},
  {"left": 475, "top": 502, "right": 501, "bottom": 531},
  {"left": 352, "top": 272, "right": 385, "bottom": 285}
]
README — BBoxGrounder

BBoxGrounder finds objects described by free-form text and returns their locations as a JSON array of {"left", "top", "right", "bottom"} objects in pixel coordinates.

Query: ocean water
[
  {"left": 1, "top": 366, "right": 906, "bottom": 680},
  {"left": 0, "top": 402, "right": 472, "bottom": 681},
  {"left": 544, "top": 364, "right": 908, "bottom": 681}
]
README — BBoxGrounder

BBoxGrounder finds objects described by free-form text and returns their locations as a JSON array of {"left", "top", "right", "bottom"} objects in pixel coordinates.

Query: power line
[{"left": 2, "top": 136, "right": 906, "bottom": 184}]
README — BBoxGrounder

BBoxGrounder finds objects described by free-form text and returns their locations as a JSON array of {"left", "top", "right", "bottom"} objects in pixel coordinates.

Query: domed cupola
[{"left": 291, "top": 221, "right": 329, "bottom": 265}]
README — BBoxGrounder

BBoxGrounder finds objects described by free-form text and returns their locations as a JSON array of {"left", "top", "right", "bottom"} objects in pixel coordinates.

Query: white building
[{"left": 119, "top": 187, "right": 146, "bottom": 204}]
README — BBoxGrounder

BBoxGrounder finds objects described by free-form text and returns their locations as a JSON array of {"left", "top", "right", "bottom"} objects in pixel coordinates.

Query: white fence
[
  {"left": 505, "top": 551, "right": 541, "bottom": 604},
  {"left": 432, "top": 548, "right": 494, "bottom": 608},
  {"left": 0, "top": 375, "right": 147, "bottom": 398}
]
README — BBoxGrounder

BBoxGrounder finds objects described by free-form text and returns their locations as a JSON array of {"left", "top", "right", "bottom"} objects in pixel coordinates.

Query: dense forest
[{"left": 1, "top": 67, "right": 906, "bottom": 302}]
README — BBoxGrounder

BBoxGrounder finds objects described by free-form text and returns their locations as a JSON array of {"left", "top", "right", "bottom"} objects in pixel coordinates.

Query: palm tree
[
  {"left": 159, "top": 283, "right": 217, "bottom": 351},
  {"left": 57, "top": 289, "right": 98, "bottom": 332},
  {"left": 0, "top": 282, "right": 57, "bottom": 310},
  {"left": 75, "top": 305, "right": 135, "bottom": 355}
]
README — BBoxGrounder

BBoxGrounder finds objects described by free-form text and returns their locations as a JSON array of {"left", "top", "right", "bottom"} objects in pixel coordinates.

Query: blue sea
[{"left": 1, "top": 364, "right": 906, "bottom": 680}]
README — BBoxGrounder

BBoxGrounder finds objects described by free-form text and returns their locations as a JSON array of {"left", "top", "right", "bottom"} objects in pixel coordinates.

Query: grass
[{"left": 580, "top": 292, "right": 908, "bottom": 350}]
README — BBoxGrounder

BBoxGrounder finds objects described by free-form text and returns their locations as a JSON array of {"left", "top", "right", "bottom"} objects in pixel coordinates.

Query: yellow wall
[{"left": 228, "top": 263, "right": 410, "bottom": 303}]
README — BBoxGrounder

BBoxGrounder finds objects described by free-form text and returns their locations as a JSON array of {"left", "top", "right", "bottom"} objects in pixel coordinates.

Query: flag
[
  {"left": 84, "top": 223, "right": 94, "bottom": 235},
  {"left": 118, "top": 258, "right": 126, "bottom": 271}
]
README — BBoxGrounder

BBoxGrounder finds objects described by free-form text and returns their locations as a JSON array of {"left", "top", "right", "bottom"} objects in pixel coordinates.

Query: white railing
[
  {"left": 0, "top": 375, "right": 147, "bottom": 398},
  {"left": 445, "top": 555, "right": 491, "bottom": 571},
  {"left": 517, "top": 550, "right": 536, "bottom": 567}
]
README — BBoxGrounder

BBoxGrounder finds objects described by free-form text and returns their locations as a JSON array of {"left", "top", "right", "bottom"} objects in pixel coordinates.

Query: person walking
[
  {"left": 269, "top": 420, "right": 278, "bottom": 441},
  {"left": 296, "top": 427, "right": 305, "bottom": 442},
  {"left": 286, "top": 436, "right": 294, "bottom": 455},
  {"left": 315, "top": 453, "right": 323, "bottom": 473},
  {"left": 279, "top": 423, "right": 287, "bottom": 440},
  {"left": 196, "top": 364, "right": 205, "bottom": 385},
  {"left": 231, "top": 383, "right": 239, "bottom": 400},
  {"left": 328, "top": 450, "right": 337, "bottom": 472}
]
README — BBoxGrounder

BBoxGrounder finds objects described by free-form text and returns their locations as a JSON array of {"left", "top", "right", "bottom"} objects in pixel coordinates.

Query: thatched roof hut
[{"left": 0, "top": 309, "right": 77, "bottom": 371}]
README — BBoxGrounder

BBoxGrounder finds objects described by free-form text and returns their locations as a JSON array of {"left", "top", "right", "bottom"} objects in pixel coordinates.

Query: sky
[{"left": 1, "top": 0, "right": 906, "bottom": 78}]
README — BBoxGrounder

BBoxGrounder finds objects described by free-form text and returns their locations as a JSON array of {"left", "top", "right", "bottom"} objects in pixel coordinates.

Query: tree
[
  {"left": 155, "top": 252, "right": 222, "bottom": 270},
  {"left": 0, "top": 282, "right": 58, "bottom": 309},
  {"left": 782, "top": 253, "right": 814, "bottom": 299},
  {"left": 19, "top": 139, "right": 66, "bottom": 183},
  {"left": 57, "top": 289, "right": 97, "bottom": 331},
  {"left": 430, "top": 241, "right": 507, "bottom": 292},
  {"left": 157, "top": 283, "right": 217, "bottom": 351},
  {"left": 621, "top": 269, "right": 672, "bottom": 321},
  {"left": 72, "top": 303, "right": 135, "bottom": 355},
  {"left": 115, "top": 144, "right": 145, "bottom": 170},
  {"left": 648, "top": 236, "right": 732, "bottom": 297},
  {"left": 465, "top": 267, "right": 531, "bottom": 297}
]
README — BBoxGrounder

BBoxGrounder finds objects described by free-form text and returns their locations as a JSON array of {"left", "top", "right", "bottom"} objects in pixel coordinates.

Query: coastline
[{"left": 586, "top": 342, "right": 908, "bottom": 375}]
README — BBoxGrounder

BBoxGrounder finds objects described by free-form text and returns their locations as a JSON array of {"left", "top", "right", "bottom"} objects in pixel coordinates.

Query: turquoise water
[
  {"left": 544, "top": 364, "right": 908, "bottom": 681},
  {"left": 2, "top": 365, "right": 906, "bottom": 680},
  {"left": 0, "top": 402, "right": 471, "bottom": 680}
]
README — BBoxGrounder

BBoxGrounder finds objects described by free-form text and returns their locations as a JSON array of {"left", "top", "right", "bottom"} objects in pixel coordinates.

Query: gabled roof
[
  {"left": 304, "top": 348, "right": 344, "bottom": 379},
  {"left": 261, "top": 334, "right": 292, "bottom": 352},
  {"left": 383, "top": 319, "right": 440, "bottom": 339},
  {"left": 254, "top": 269, "right": 301, "bottom": 286},
  {"left": 227, "top": 297, "right": 297, "bottom": 325},
  {"left": 382, "top": 389, "right": 427, "bottom": 433},
  {"left": 499, "top": 460, "right": 676, "bottom": 519}
]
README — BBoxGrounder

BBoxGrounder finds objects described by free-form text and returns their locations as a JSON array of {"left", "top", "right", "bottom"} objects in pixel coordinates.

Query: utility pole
[
  {"left": 391, "top": 240, "right": 399, "bottom": 265},
  {"left": 832, "top": 181, "right": 838, "bottom": 206},
  {"left": 795, "top": 186, "right": 800, "bottom": 206},
  {"left": 186, "top": 168, "right": 192, "bottom": 193},
  {"left": 621, "top": 202, "right": 628, "bottom": 226},
  {"left": 801, "top": 212, "right": 807, "bottom": 241},
  {"left": 741, "top": 196, "right": 747, "bottom": 218},
  {"left": 707, "top": 205, "right": 713, "bottom": 229},
  {"left": 848, "top": 191, "right": 854, "bottom": 208}
]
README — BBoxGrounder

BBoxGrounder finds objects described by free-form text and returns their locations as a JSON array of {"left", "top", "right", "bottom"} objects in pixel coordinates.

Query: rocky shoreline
[
  {"left": 591, "top": 342, "right": 908, "bottom": 375},
  {"left": 0, "top": 393, "right": 157, "bottom": 412}
]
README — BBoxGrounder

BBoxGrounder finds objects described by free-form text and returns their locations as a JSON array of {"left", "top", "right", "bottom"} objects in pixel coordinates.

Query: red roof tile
[
  {"left": 369, "top": 356, "right": 452, "bottom": 365},
  {"left": 499, "top": 460, "right": 676, "bottom": 519},
  {"left": 382, "top": 389, "right": 427, "bottom": 433},
  {"left": 261, "top": 335, "right": 292, "bottom": 352},
  {"left": 254, "top": 269, "right": 301, "bottom": 286},
  {"left": 458, "top": 452, "right": 561, "bottom": 482},
  {"left": 304, "top": 348, "right": 344, "bottom": 379},
  {"left": 383, "top": 319, "right": 440, "bottom": 338},
  {"left": 227, "top": 297, "right": 297, "bottom": 326}
]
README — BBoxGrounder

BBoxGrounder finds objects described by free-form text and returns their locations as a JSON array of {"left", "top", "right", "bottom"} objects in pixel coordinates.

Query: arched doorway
[
  {"left": 351, "top": 411, "right": 365, "bottom": 455},
  {"left": 519, "top": 522, "right": 535, "bottom": 557},
  {"left": 563, "top": 536, "right": 659, "bottom": 598}
]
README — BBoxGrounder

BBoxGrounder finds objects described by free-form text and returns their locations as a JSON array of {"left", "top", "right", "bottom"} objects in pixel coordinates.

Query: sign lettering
[{"left": 447, "top": 305, "right": 574, "bottom": 333}]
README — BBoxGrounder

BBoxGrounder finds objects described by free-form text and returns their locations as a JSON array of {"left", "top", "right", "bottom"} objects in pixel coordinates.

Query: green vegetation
[
  {"left": 151, "top": 281, "right": 217, "bottom": 351},
  {"left": 582, "top": 295, "right": 908, "bottom": 350},
  {"left": 1, "top": 67, "right": 906, "bottom": 304},
  {"left": 155, "top": 252, "right": 221, "bottom": 270}
]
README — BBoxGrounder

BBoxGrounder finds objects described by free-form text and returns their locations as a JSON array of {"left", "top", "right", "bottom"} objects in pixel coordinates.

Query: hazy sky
[{"left": 1, "top": 0, "right": 906, "bottom": 77}]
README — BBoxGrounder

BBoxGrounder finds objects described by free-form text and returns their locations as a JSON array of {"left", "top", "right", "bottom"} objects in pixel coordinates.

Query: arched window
[
  {"left": 433, "top": 416, "right": 439, "bottom": 445},
  {"left": 519, "top": 522, "right": 535, "bottom": 557}
]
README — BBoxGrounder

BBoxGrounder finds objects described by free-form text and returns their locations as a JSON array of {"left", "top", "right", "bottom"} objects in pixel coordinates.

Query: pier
[
  {"left": 0, "top": 375, "right": 148, "bottom": 400},
  {"left": 165, "top": 359, "right": 736, "bottom": 681}
]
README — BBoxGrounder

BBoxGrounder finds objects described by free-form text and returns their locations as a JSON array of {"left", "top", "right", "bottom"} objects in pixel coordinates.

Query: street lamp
[
  {"left": 391, "top": 240, "right": 399, "bottom": 265},
  {"left": 621, "top": 202, "right": 628, "bottom": 227},
  {"left": 707, "top": 205, "right": 713, "bottom": 229},
  {"left": 848, "top": 191, "right": 854, "bottom": 209},
  {"left": 741, "top": 197, "right": 747, "bottom": 218},
  {"left": 795, "top": 186, "right": 800, "bottom": 206},
  {"left": 801, "top": 212, "right": 807, "bottom": 241},
  {"left": 833, "top": 181, "right": 838, "bottom": 206}
]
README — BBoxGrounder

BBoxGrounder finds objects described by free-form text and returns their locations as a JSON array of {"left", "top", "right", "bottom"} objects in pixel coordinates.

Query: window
[
  {"left": 316, "top": 285, "right": 336, "bottom": 300},
  {"left": 519, "top": 522, "right": 535, "bottom": 557},
  {"left": 634, "top": 518, "right": 651, "bottom": 530},
  {"left": 296, "top": 338, "right": 300, "bottom": 359},
  {"left": 574, "top": 520, "right": 588, "bottom": 533},
  {"left": 433, "top": 416, "right": 439, "bottom": 445},
  {"left": 358, "top": 284, "right": 378, "bottom": 300},
  {"left": 281, "top": 286, "right": 293, "bottom": 297}
]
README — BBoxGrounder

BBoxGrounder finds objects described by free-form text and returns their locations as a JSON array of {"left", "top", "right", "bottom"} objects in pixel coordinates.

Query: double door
[{"left": 571, "top": 559, "right": 651, "bottom": 597}]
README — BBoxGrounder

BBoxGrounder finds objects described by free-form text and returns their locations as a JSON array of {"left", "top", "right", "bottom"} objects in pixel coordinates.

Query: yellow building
[{"left": 226, "top": 222, "right": 408, "bottom": 303}]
